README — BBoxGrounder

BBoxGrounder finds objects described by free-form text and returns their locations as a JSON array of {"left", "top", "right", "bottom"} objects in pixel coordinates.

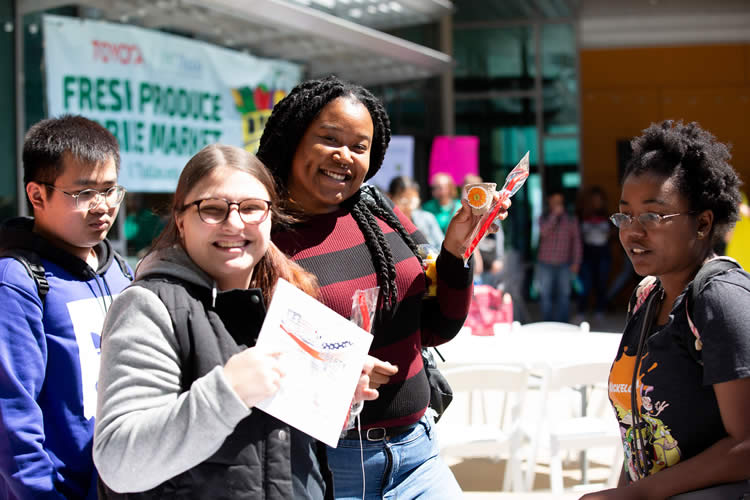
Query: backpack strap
[
  {"left": 627, "top": 275, "right": 658, "bottom": 321},
  {"left": 685, "top": 257, "right": 741, "bottom": 354},
  {"left": 113, "top": 252, "right": 134, "bottom": 281},
  {"left": 0, "top": 249, "right": 49, "bottom": 306}
]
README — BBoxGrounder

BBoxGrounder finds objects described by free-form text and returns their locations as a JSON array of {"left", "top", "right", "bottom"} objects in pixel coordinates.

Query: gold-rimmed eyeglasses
[
  {"left": 182, "top": 198, "right": 271, "bottom": 225},
  {"left": 42, "top": 183, "right": 126, "bottom": 211},
  {"left": 609, "top": 212, "right": 695, "bottom": 230}
]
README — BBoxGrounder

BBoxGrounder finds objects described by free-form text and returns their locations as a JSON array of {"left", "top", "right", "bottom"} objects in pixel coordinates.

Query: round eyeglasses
[
  {"left": 609, "top": 212, "right": 694, "bottom": 230},
  {"left": 183, "top": 198, "right": 271, "bottom": 225},
  {"left": 43, "top": 183, "right": 126, "bottom": 211}
]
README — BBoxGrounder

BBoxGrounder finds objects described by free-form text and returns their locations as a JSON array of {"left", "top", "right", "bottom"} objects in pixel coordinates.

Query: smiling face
[
  {"left": 618, "top": 172, "right": 710, "bottom": 282},
  {"left": 288, "top": 97, "right": 374, "bottom": 214},
  {"left": 28, "top": 154, "right": 120, "bottom": 262},
  {"left": 176, "top": 166, "right": 272, "bottom": 290}
]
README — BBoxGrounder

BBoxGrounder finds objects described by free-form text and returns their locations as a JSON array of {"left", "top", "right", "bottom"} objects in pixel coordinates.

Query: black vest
[{"left": 98, "top": 276, "right": 332, "bottom": 499}]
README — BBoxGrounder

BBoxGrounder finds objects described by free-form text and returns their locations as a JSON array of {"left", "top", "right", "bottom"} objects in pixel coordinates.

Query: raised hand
[{"left": 353, "top": 355, "right": 398, "bottom": 403}]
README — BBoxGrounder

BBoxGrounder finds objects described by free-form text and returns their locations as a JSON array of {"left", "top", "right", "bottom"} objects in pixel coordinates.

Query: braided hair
[{"left": 257, "top": 75, "right": 421, "bottom": 314}]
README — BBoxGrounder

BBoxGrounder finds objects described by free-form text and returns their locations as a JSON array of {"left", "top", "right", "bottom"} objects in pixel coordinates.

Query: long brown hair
[{"left": 148, "top": 144, "right": 318, "bottom": 303}]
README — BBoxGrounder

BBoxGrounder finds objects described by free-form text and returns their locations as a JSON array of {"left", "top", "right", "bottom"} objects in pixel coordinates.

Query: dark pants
[{"left": 578, "top": 244, "right": 611, "bottom": 315}]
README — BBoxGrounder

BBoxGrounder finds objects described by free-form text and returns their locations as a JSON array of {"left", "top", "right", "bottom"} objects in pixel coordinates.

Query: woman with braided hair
[{"left": 257, "top": 75, "right": 510, "bottom": 499}]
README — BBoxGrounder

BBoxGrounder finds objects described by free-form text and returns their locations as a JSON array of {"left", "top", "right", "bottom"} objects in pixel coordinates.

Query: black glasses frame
[{"left": 183, "top": 198, "right": 272, "bottom": 225}]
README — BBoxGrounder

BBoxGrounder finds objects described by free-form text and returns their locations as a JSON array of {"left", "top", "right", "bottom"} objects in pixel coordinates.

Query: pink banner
[{"left": 428, "top": 136, "right": 479, "bottom": 186}]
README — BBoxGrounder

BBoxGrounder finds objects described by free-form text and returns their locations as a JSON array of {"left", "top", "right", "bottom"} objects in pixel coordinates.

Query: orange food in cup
[{"left": 467, "top": 186, "right": 488, "bottom": 208}]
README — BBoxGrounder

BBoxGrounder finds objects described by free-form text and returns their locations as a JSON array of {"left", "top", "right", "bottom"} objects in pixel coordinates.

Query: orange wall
[{"left": 581, "top": 44, "right": 750, "bottom": 208}]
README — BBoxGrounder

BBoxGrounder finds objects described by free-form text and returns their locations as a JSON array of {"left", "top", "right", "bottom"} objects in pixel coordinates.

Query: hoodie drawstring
[{"left": 91, "top": 275, "right": 110, "bottom": 315}]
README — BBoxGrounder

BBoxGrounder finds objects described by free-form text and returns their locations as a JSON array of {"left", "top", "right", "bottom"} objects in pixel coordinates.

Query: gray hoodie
[{"left": 93, "top": 247, "right": 252, "bottom": 492}]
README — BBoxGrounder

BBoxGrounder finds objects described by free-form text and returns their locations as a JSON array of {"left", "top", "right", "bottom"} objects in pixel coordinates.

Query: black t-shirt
[{"left": 608, "top": 268, "right": 750, "bottom": 481}]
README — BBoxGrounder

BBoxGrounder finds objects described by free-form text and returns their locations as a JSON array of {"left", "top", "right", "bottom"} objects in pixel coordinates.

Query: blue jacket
[{"left": 0, "top": 217, "right": 132, "bottom": 499}]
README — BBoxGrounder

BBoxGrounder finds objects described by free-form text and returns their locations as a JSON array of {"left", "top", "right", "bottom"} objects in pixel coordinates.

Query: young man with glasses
[{"left": 0, "top": 115, "right": 133, "bottom": 499}]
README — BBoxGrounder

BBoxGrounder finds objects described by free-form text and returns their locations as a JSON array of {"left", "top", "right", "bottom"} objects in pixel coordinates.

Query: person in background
[
  {"left": 387, "top": 175, "right": 443, "bottom": 249},
  {"left": 575, "top": 186, "right": 613, "bottom": 324},
  {"left": 583, "top": 121, "right": 750, "bottom": 499},
  {"left": 536, "top": 190, "right": 582, "bottom": 322},
  {"left": 94, "top": 145, "right": 385, "bottom": 499},
  {"left": 257, "top": 75, "right": 510, "bottom": 499},
  {"left": 0, "top": 115, "right": 132, "bottom": 499},
  {"left": 422, "top": 172, "right": 462, "bottom": 234}
]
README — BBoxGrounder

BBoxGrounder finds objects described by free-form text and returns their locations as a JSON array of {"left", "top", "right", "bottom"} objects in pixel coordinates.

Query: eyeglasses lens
[{"left": 198, "top": 199, "right": 269, "bottom": 224}]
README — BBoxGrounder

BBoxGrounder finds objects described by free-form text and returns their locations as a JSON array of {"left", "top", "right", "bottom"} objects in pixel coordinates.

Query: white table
[{"left": 435, "top": 327, "right": 622, "bottom": 371}]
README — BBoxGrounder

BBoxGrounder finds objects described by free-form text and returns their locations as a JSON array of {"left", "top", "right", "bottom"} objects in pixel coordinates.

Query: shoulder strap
[
  {"left": 685, "top": 257, "right": 741, "bottom": 353},
  {"left": 113, "top": 252, "right": 134, "bottom": 281},
  {"left": 627, "top": 275, "right": 658, "bottom": 320},
  {"left": 0, "top": 249, "right": 49, "bottom": 306},
  {"left": 689, "top": 257, "right": 740, "bottom": 307}
]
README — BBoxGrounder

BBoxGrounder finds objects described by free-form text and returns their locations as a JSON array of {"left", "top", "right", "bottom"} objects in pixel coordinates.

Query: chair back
[
  {"left": 442, "top": 364, "right": 530, "bottom": 394},
  {"left": 439, "top": 364, "right": 532, "bottom": 492},
  {"left": 543, "top": 361, "right": 612, "bottom": 393}
]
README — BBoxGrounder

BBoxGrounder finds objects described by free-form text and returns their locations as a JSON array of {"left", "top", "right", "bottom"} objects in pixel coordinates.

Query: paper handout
[{"left": 255, "top": 278, "right": 373, "bottom": 447}]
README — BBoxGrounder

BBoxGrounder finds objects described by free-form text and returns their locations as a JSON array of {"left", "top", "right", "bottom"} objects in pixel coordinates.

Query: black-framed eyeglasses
[
  {"left": 183, "top": 198, "right": 272, "bottom": 225},
  {"left": 42, "top": 183, "right": 126, "bottom": 211},
  {"left": 609, "top": 212, "right": 695, "bottom": 230}
]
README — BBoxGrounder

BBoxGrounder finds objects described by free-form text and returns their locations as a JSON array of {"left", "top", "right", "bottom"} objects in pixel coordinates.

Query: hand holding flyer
[
  {"left": 461, "top": 151, "right": 530, "bottom": 266},
  {"left": 255, "top": 279, "right": 373, "bottom": 447}
]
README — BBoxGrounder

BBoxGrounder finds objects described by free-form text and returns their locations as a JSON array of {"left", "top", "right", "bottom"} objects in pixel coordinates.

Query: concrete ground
[{"left": 448, "top": 453, "right": 616, "bottom": 499}]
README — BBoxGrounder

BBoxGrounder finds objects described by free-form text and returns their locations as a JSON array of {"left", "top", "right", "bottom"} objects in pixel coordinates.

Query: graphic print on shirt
[
  {"left": 67, "top": 296, "right": 112, "bottom": 419},
  {"left": 609, "top": 345, "right": 682, "bottom": 480}
]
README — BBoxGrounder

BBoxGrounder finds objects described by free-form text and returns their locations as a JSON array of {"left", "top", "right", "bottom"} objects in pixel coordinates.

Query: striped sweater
[{"left": 273, "top": 205, "right": 473, "bottom": 429}]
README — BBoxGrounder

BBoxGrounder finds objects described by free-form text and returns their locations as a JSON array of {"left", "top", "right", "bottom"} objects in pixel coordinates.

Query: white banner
[{"left": 43, "top": 15, "right": 302, "bottom": 192}]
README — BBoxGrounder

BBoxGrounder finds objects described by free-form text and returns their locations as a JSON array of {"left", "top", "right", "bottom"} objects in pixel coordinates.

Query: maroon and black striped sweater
[{"left": 273, "top": 205, "right": 474, "bottom": 429}]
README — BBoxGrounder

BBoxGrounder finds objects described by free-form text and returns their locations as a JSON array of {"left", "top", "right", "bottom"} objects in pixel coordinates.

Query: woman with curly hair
[
  {"left": 583, "top": 121, "right": 750, "bottom": 499},
  {"left": 257, "top": 75, "right": 509, "bottom": 499}
]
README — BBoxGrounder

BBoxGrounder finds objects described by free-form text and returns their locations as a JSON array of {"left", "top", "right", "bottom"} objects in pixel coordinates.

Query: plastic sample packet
[
  {"left": 462, "top": 151, "right": 530, "bottom": 266},
  {"left": 342, "top": 286, "right": 379, "bottom": 432}
]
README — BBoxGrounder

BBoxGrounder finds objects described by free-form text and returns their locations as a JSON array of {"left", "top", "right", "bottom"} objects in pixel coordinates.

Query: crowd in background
[
  {"left": 2, "top": 77, "right": 750, "bottom": 500},
  {"left": 382, "top": 169, "right": 750, "bottom": 330}
]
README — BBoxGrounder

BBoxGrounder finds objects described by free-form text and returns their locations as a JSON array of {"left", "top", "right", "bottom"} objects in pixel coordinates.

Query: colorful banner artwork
[{"left": 43, "top": 14, "right": 301, "bottom": 192}]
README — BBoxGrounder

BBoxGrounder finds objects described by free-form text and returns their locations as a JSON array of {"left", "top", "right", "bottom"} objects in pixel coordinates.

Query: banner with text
[{"left": 43, "top": 14, "right": 302, "bottom": 192}]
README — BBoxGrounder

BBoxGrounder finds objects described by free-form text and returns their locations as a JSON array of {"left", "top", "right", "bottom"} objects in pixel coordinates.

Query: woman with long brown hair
[{"left": 93, "top": 144, "right": 379, "bottom": 499}]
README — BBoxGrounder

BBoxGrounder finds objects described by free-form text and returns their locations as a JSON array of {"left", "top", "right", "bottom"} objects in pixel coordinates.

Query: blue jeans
[
  {"left": 536, "top": 262, "right": 572, "bottom": 322},
  {"left": 326, "top": 414, "right": 463, "bottom": 499}
]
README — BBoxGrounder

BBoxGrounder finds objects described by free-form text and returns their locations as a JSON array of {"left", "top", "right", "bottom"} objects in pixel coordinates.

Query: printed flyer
[{"left": 255, "top": 279, "right": 373, "bottom": 447}]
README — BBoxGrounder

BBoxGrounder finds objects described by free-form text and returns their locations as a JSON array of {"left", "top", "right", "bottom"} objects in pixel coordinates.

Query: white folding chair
[
  {"left": 525, "top": 361, "right": 623, "bottom": 493},
  {"left": 437, "top": 364, "right": 531, "bottom": 492}
]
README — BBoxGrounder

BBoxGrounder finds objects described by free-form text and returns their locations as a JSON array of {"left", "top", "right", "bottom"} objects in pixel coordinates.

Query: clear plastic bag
[
  {"left": 462, "top": 151, "right": 530, "bottom": 266},
  {"left": 342, "top": 286, "right": 379, "bottom": 432},
  {"left": 416, "top": 244, "right": 439, "bottom": 297}
]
